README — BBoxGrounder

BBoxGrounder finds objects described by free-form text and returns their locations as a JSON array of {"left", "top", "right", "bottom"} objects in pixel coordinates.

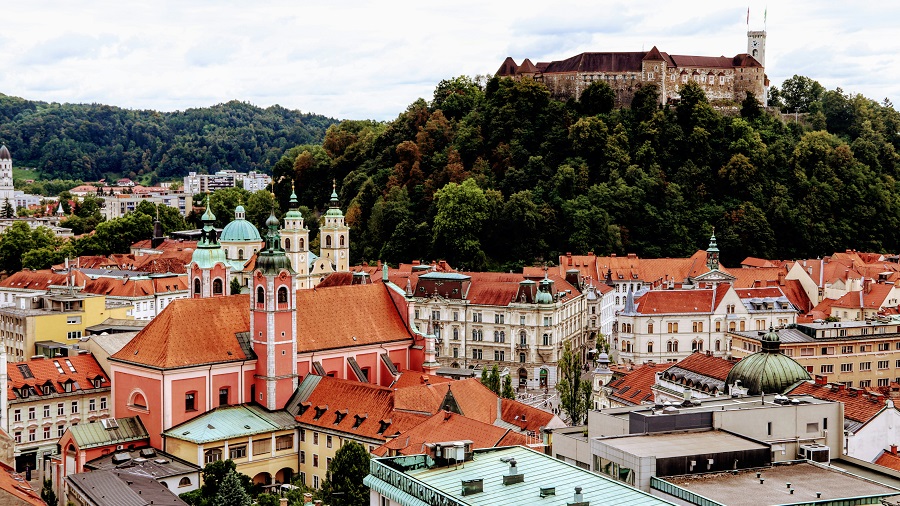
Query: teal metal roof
[
  {"left": 163, "top": 404, "right": 295, "bottom": 444},
  {"left": 220, "top": 218, "right": 261, "bottom": 242},
  {"left": 418, "top": 272, "right": 471, "bottom": 281},
  {"left": 383, "top": 446, "right": 672, "bottom": 505},
  {"left": 190, "top": 245, "right": 227, "bottom": 269},
  {"left": 71, "top": 417, "right": 149, "bottom": 450}
]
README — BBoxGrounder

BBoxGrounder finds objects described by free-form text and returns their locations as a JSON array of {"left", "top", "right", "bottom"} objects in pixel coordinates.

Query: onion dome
[
  {"left": 221, "top": 205, "right": 262, "bottom": 243},
  {"left": 255, "top": 210, "right": 294, "bottom": 275},
  {"left": 191, "top": 194, "right": 226, "bottom": 269},
  {"left": 284, "top": 187, "right": 303, "bottom": 220},
  {"left": 0, "top": 145, "right": 10, "bottom": 160},
  {"left": 724, "top": 327, "right": 810, "bottom": 395},
  {"left": 325, "top": 182, "right": 343, "bottom": 217}
]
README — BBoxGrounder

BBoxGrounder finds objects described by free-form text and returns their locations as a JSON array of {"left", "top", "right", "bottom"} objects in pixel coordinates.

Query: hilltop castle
[{"left": 497, "top": 31, "right": 768, "bottom": 107}]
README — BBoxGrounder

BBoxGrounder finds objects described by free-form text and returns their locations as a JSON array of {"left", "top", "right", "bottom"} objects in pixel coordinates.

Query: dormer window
[
  {"left": 92, "top": 377, "right": 103, "bottom": 388},
  {"left": 313, "top": 405, "right": 328, "bottom": 421},
  {"left": 42, "top": 384, "right": 52, "bottom": 395},
  {"left": 334, "top": 409, "right": 348, "bottom": 425},
  {"left": 62, "top": 381, "right": 74, "bottom": 393},
  {"left": 352, "top": 414, "right": 367, "bottom": 429},
  {"left": 377, "top": 419, "right": 392, "bottom": 435},
  {"left": 297, "top": 402, "right": 311, "bottom": 416}
]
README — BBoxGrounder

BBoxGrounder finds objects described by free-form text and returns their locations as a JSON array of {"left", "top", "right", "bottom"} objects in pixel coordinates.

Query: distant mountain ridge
[{"left": 0, "top": 93, "right": 338, "bottom": 182}]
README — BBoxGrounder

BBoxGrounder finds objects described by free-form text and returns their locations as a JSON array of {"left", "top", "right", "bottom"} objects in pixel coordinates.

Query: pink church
[{"left": 109, "top": 204, "right": 427, "bottom": 447}]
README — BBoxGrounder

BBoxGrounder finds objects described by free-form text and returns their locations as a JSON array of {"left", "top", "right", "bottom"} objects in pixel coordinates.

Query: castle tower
[
  {"left": 747, "top": 30, "right": 766, "bottom": 67},
  {"left": 319, "top": 182, "right": 349, "bottom": 272},
  {"left": 281, "top": 186, "right": 311, "bottom": 288},
  {"left": 187, "top": 195, "right": 230, "bottom": 298},
  {"left": 250, "top": 210, "right": 297, "bottom": 410}
]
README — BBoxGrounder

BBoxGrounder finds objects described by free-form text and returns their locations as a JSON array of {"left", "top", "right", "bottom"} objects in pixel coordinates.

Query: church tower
[
  {"left": 747, "top": 30, "right": 766, "bottom": 67},
  {"left": 251, "top": 210, "right": 297, "bottom": 410},
  {"left": 0, "top": 146, "right": 15, "bottom": 216},
  {"left": 319, "top": 182, "right": 349, "bottom": 272},
  {"left": 187, "top": 195, "right": 230, "bottom": 298},
  {"left": 706, "top": 231, "right": 720, "bottom": 271},
  {"left": 281, "top": 186, "right": 311, "bottom": 288}
]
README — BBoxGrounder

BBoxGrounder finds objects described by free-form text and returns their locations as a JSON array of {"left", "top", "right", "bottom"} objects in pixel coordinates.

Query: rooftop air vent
[
  {"left": 461, "top": 478, "right": 483, "bottom": 496},
  {"left": 502, "top": 458, "right": 524, "bottom": 485},
  {"left": 567, "top": 486, "right": 589, "bottom": 506}
]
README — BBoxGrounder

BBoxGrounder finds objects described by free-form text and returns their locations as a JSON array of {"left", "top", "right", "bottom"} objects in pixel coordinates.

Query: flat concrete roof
[
  {"left": 594, "top": 430, "right": 767, "bottom": 459},
  {"left": 597, "top": 394, "right": 836, "bottom": 420},
  {"left": 662, "top": 462, "right": 900, "bottom": 506}
]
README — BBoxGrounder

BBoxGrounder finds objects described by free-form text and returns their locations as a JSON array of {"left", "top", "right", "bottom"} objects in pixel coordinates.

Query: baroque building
[{"left": 497, "top": 31, "right": 767, "bottom": 106}]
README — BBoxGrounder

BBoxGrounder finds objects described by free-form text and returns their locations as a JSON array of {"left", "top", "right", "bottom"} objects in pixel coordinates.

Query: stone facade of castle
[{"left": 497, "top": 31, "right": 768, "bottom": 107}]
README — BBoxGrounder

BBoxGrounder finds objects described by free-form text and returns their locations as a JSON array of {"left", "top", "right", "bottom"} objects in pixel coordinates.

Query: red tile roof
[
  {"left": 607, "top": 363, "right": 661, "bottom": 405},
  {"left": 111, "top": 295, "right": 251, "bottom": 369},
  {"left": 8, "top": 353, "right": 108, "bottom": 401},
  {"left": 875, "top": 449, "right": 900, "bottom": 471},
  {"left": 634, "top": 288, "right": 727, "bottom": 314},
  {"left": 781, "top": 280, "right": 814, "bottom": 314},
  {"left": 390, "top": 369, "right": 454, "bottom": 389},
  {"left": 831, "top": 284, "right": 895, "bottom": 309},
  {"left": 131, "top": 239, "right": 197, "bottom": 252},
  {"left": 733, "top": 287, "right": 787, "bottom": 299},
  {"left": 788, "top": 381, "right": 890, "bottom": 424},
  {"left": 666, "top": 352, "right": 735, "bottom": 381},
  {"left": 371, "top": 410, "right": 530, "bottom": 457},
  {"left": 741, "top": 257, "right": 777, "bottom": 268},
  {"left": 0, "top": 269, "right": 188, "bottom": 298},
  {"left": 0, "top": 461, "right": 44, "bottom": 506}
]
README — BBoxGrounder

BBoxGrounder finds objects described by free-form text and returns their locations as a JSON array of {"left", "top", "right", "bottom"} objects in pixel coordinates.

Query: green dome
[
  {"left": 221, "top": 218, "right": 261, "bottom": 242},
  {"left": 285, "top": 191, "right": 303, "bottom": 219},
  {"left": 190, "top": 244, "right": 227, "bottom": 269},
  {"left": 235, "top": 205, "right": 246, "bottom": 214},
  {"left": 725, "top": 329, "right": 810, "bottom": 395}
]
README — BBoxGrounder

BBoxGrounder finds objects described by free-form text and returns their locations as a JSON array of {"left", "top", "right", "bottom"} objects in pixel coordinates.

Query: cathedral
[{"left": 497, "top": 31, "right": 768, "bottom": 107}]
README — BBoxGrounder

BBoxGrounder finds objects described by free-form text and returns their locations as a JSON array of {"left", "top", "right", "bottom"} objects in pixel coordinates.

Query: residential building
[
  {"left": 100, "top": 192, "right": 190, "bottom": 220},
  {"left": 66, "top": 470, "right": 188, "bottom": 506},
  {"left": 2, "top": 353, "right": 111, "bottom": 475},
  {"left": 730, "top": 320, "right": 900, "bottom": 388},
  {"left": 0, "top": 286, "right": 132, "bottom": 361},
  {"left": 241, "top": 171, "right": 272, "bottom": 192},
  {"left": 162, "top": 404, "right": 297, "bottom": 486},
  {"left": 183, "top": 170, "right": 271, "bottom": 196},
  {"left": 56, "top": 417, "right": 150, "bottom": 478},
  {"left": 365, "top": 445, "right": 674, "bottom": 506}
]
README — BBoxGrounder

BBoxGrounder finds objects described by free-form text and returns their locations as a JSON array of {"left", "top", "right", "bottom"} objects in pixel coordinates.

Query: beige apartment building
[{"left": 731, "top": 320, "right": 900, "bottom": 388}]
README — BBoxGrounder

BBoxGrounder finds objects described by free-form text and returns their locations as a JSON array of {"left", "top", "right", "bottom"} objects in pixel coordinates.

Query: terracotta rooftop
[
  {"left": 371, "top": 410, "right": 530, "bottom": 457},
  {"left": 788, "top": 381, "right": 891, "bottom": 424},
  {"left": 633, "top": 288, "right": 728, "bottom": 314},
  {"left": 390, "top": 369, "right": 454, "bottom": 389},
  {"left": 875, "top": 448, "right": 900, "bottom": 471},
  {"left": 8, "top": 353, "right": 108, "bottom": 401},
  {"left": 831, "top": 284, "right": 896, "bottom": 309},
  {"left": 666, "top": 352, "right": 735, "bottom": 381},
  {"left": 606, "top": 363, "right": 660, "bottom": 405},
  {"left": 0, "top": 460, "right": 44, "bottom": 506}
]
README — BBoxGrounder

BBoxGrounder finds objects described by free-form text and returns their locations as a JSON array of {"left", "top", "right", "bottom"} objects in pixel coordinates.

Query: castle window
[
  {"left": 648, "top": 323, "right": 653, "bottom": 334},
  {"left": 682, "top": 74, "right": 688, "bottom": 84},
  {"left": 193, "top": 278, "right": 201, "bottom": 295},
  {"left": 647, "top": 72, "right": 654, "bottom": 80},
  {"left": 719, "top": 76, "right": 725, "bottom": 85},
  {"left": 299, "top": 238, "right": 305, "bottom": 249},
  {"left": 213, "top": 278, "right": 223, "bottom": 295},
  {"left": 647, "top": 342, "right": 653, "bottom": 353}
]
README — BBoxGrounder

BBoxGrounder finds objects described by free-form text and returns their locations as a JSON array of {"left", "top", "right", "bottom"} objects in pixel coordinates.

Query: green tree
[
  {"left": 212, "top": 470, "right": 251, "bottom": 506},
  {"left": 578, "top": 81, "right": 615, "bottom": 116},
  {"left": 321, "top": 441, "right": 370, "bottom": 506},
  {"left": 230, "top": 277, "right": 242, "bottom": 295},
  {"left": 779, "top": 75, "right": 825, "bottom": 113},
  {"left": 432, "top": 75, "right": 484, "bottom": 121},
  {"left": 502, "top": 374, "right": 515, "bottom": 399},
  {"left": 40, "top": 479, "right": 57, "bottom": 506},
  {"left": 181, "top": 460, "right": 254, "bottom": 506},
  {"left": 431, "top": 178, "right": 488, "bottom": 269},
  {"left": 2, "top": 198, "right": 13, "bottom": 218},
  {"left": 556, "top": 340, "right": 591, "bottom": 425},
  {"left": 0, "top": 222, "right": 59, "bottom": 273}
]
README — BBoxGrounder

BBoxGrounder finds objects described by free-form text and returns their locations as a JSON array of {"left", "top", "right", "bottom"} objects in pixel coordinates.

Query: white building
[{"left": 183, "top": 170, "right": 272, "bottom": 196}]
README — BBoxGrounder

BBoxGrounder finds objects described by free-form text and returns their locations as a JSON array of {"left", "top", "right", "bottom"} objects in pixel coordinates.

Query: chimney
[
  {"left": 777, "top": 271, "right": 785, "bottom": 286},
  {"left": 838, "top": 383, "right": 846, "bottom": 392},
  {"left": 815, "top": 375, "right": 828, "bottom": 385},
  {"left": 892, "top": 445, "right": 898, "bottom": 455},
  {"left": 503, "top": 458, "right": 524, "bottom": 485},
  {"left": 303, "top": 493, "right": 312, "bottom": 504}
]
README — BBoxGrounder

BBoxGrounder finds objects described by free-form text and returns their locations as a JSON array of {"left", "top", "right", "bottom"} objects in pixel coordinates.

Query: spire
[
  {"left": 199, "top": 194, "right": 219, "bottom": 246},
  {"left": 255, "top": 208, "right": 294, "bottom": 275},
  {"left": 706, "top": 228, "right": 720, "bottom": 271},
  {"left": 623, "top": 286, "right": 636, "bottom": 314}
]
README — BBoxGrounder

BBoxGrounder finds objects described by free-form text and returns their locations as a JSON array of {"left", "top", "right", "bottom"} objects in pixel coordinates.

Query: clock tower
[{"left": 747, "top": 30, "right": 766, "bottom": 67}]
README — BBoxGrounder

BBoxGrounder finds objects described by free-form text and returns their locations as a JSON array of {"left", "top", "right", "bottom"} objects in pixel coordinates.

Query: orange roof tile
[
  {"left": 634, "top": 289, "right": 726, "bottom": 314},
  {"left": 8, "top": 353, "right": 107, "bottom": 401},
  {"left": 607, "top": 363, "right": 660, "bottom": 405},
  {"left": 391, "top": 369, "right": 454, "bottom": 389},
  {"left": 734, "top": 287, "right": 787, "bottom": 299},
  {"left": 831, "top": 284, "right": 895, "bottom": 309},
  {"left": 875, "top": 449, "right": 900, "bottom": 471},
  {"left": 740, "top": 257, "right": 776, "bottom": 268},
  {"left": 788, "top": 381, "right": 889, "bottom": 424},
  {"left": 0, "top": 460, "right": 44, "bottom": 506},
  {"left": 781, "top": 279, "right": 814, "bottom": 314},
  {"left": 665, "top": 352, "right": 735, "bottom": 381},
  {"left": 111, "top": 295, "right": 251, "bottom": 369},
  {"left": 371, "top": 410, "right": 529, "bottom": 457}
]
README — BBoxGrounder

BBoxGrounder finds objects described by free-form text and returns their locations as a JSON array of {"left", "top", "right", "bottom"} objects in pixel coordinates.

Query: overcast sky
[{"left": 2, "top": 1, "right": 897, "bottom": 120}]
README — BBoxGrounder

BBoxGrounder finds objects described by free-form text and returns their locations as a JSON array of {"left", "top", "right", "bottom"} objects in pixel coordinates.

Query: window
[
  {"left": 472, "top": 312, "right": 482, "bottom": 323},
  {"left": 204, "top": 449, "right": 222, "bottom": 464},
  {"left": 278, "top": 287, "right": 288, "bottom": 304},
  {"left": 67, "top": 331, "right": 82, "bottom": 340},
  {"left": 100, "top": 397, "right": 107, "bottom": 410},
  {"left": 806, "top": 422, "right": 819, "bottom": 433},
  {"left": 313, "top": 432, "right": 319, "bottom": 445},
  {"left": 739, "top": 321, "right": 745, "bottom": 332},
  {"left": 66, "top": 316, "right": 80, "bottom": 324},
  {"left": 840, "top": 363, "right": 853, "bottom": 373},
  {"left": 692, "top": 322, "right": 703, "bottom": 332},
  {"left": 454, "top": 311, "right": 460, "bottom": 322},
  {"left": 494, "top": 350, "right": 505, "bottom": 361},
  {"left": 543, "top": 316, "right": 552, "bottom": 327},
  {"left": 879, "top": 378, "right": 890, "bottom": 387},
  {"left": 767, "top": 422, "right": 772, "bottom": 436},
  {"left": 194, "top": 278, "right": 201, "bottom": 295},
  {"left": 314, "top": 476, "right": 319, "bottom": 489},
  {"left": 43, "top": 405, "right": 49, "bottom": 418},
  {"left": 667, "top": 322, "right": 678, "bottom": 333},
  {"left": 185, "top": 392, "right": 197, "bottom": 411},
  {"left": 667, "top": 340, "right": 679, "bottom": 353},
  {"left": 519, "top": 353, "right": 526, "bottom": 363},
  {"left": 299, "top": 429, "right": 306, "bottom": 442},
  {"left": 28, "top": 407, "right": 35, "bottom": 420},
  {"left": 715, "top": 340, "right": 721, "bottom": 352},
  {"left": 454, "top": 348, "right": 459, "bottom": 358},
  {"left": 520, "top": 315, "right": 525, "bottom": 325},
  {"left": 300, "top": 451, "right": 306, "bottom": 464},
  {"left": 842, "top": 345, "right": 854, "bottom": 354},
  {"left": 860, "top": 362, "right": 872, "bottom": 372},
  {"left": 57, "top": 425, "right": 65, "bottom": 438},
  {"left": 821, "top": 347, "right": 835, "bottom": 356},
  {"left": 229, "top": 445, "right": 247, "bottom": 460},
  {"left": 253, "top": 438, "right": 271, "bottom": 455},
  {"left": 57, "top": 403, "right": 64, "bottom": 416},
  {"left": 880, "top": 342, "right": 891, "bottom": 351},
  {"left": 801, "top": 348, "right": 814, "bottom": 357},
  {"left": 452, "top": 327, "right": 459, "bottom": 340},
  {"left": 542, "top": 334, "right": 551, "bottom": 346},
  {"left": 89, "top": 399, "right": 96, "bottom": 411},
  {"left": 820, "top": 364, "right": 833, "bottom": 374},
  {"left": 879, "top": 360, "right": 890, "bottom": 370},
  {"left": 28, "top": 429, "right": 35, "bottom": 442},
  {"left": 71, "top": 401, "right": 79, "bottom": 413},
  {"left": 692, "top": 340, "right": 703, "bottom": 352},
  {"left": 715, "top": 321, "right": 721, "bottom": 332},
  {"left": 313, "top": 454, "right": 319, "bottom": 468},
  {"left": 472, "top": 348, "right": 483, "bottom": 360},
  {"left": 494, "top": 314, "right": 504, "bottom": 324},
  {"left": 13, "top": 432, "right": 20, "bottom": 444},
  {"left": 179, "top": 477, "right": 192, "bottom": 488},
  {"left": 326, "top": 435, "right": 333, "bottom": 448},
  {"left": 860, "top": 380, "right": 872, "bottom": 387},
  {"left": 213, "top": 278, "right": 223, "bottom": 295},
  {"left": 219, "top": 388, "right": 229, "bottom": 406},
  {"left": 256, "top": 286, "right": 264, "bottom": 305},
  {"left": 276, "top": 434, "right": 293, "bottom": 451},
  {"left": 43, "top": 427, "right": 50, "bottom": 440},
  {"left": 13, "top": 410, "right": 20, "bottom": 422}
]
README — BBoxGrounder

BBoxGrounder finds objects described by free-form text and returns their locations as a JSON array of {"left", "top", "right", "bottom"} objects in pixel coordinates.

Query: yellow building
[
  {"left": 730, "top": 320, "right": 900, "bottom": 388},
  {"left": 0, "top": 289, "right": 132, "bottom": 361},
  {"left": 161, "top": 404, "right": 298, "bottom": 486}
]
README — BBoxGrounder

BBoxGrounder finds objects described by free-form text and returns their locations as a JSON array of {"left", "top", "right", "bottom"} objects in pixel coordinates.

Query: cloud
[{"left": 21, "top": 33, "right": 120, "bottom": 64}]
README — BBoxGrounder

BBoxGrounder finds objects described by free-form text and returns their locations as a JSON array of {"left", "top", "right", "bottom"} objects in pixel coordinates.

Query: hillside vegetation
[{"left": 270, "top": 76, "right": 900, "bottom": 270}]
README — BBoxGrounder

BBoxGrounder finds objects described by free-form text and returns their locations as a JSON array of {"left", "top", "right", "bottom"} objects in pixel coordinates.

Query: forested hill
[
  {"left": 270, "top": 76, "right": 900, "bottom": 271},
  {"left": 0, "top": 94, "right": 337, "bottom": 182}
]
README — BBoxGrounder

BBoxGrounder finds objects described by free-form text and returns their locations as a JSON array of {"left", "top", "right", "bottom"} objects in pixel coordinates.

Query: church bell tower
[
  {"left": 187, "top": 195, "right": 230, "bottom": 298},
  {"left": 319, "top": 182, "right": 350, "bottom": 272},
  {"left": 281, "top": 185, "right": 311, "bottom": 288},
  {"left": 251, "top": 210, "right": 297, "bottom": 410}
]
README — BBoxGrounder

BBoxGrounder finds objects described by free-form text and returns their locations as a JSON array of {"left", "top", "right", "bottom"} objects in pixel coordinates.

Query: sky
[{"left": 2, "top": 1, "right": 899, "bottom": 121}]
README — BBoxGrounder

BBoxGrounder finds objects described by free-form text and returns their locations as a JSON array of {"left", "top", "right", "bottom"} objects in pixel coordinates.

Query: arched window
[
  {"left": 193, "top": 278, "right": 201, "bottom": 295},
  {"left": 673, "top": 340, "right": 679, "bottom": 352},
  {"left": 129, "top": 390, "right": 147, "bottom": 409},
  {"left": 178, "top": 477, "right": 191, "bottom": 487},
  {"left": 647, "top": 323, "right": 654, "bottom": 334},
  {"left": 519, "top": 331, "right": 527, "bottom": 346},
  {"left": 238, "top": 249, "right": 244, "bottom": 260},
  {"left": 715, "top": 339, "right": 721, "bottom": 352},
  {"left": 339, "top": 235, "right": 345, "bottom": 247},
  {"left": 325, "top": 235, "right": 332, "bottom": 248},
  {"left": 299, "top": 238, "right": 305, "bottom": 250},
  {"left": 212, "top": 279, "right": 223, "bottom": 295},
  {"left": 277, "top": 287, "right": 288, "bottom": 304},
  {"left": 284, "top": 238, "right": 291, "bottom": 250},
  {"left": 647, "top": 342, "right": 653, "bottom": 353},
  {"left": 256, "top": 286, "right": 265, "bottom": 305},
  {"left": 615, "top": 296, "right": 620, "bottom": 305}
]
